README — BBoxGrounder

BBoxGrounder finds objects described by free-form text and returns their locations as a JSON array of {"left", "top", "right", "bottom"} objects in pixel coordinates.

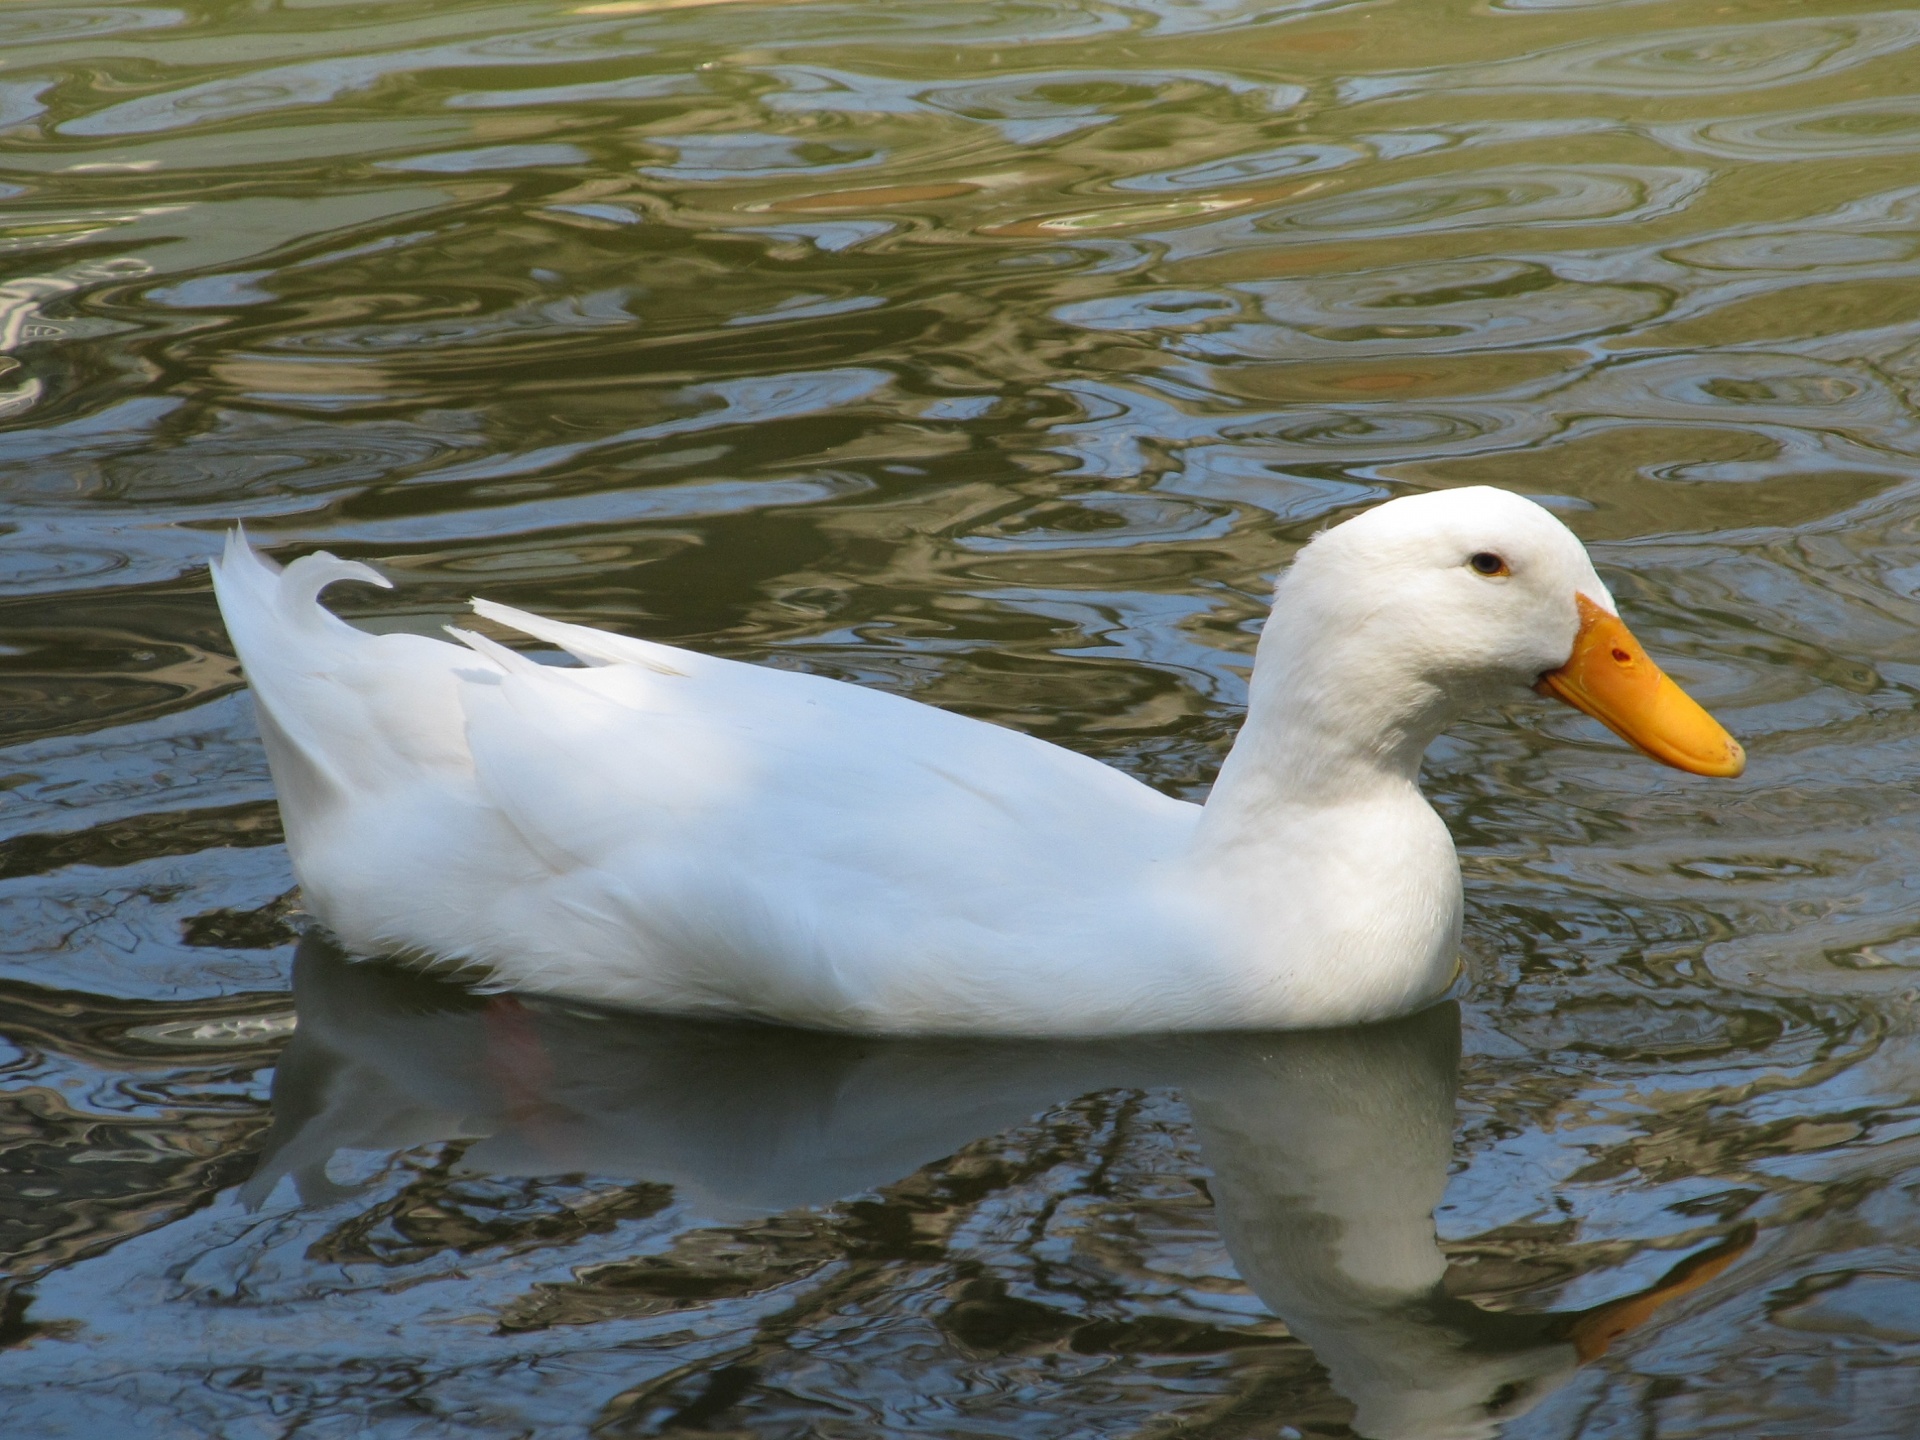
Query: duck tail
[{"left": 209, "top": 526, "right": 395, "bottom": 828}]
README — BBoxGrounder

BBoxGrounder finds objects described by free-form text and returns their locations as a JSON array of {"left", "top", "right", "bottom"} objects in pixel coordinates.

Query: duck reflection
[{"left": 251, "top": 937, "right": 1748, "bottom": 1440}]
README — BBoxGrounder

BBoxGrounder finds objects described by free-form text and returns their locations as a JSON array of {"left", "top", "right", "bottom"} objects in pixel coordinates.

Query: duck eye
[{"left": 1468, "top": 551, "right": 1509, "bottom": 577}]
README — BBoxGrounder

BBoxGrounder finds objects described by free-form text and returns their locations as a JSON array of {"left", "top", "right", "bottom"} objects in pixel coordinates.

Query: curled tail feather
[
  {"left": 210, "top": 527, "right": 446, "bottom": 854},
  {"left": 212, "top": 526, "right": 392, "bottom": 641}
]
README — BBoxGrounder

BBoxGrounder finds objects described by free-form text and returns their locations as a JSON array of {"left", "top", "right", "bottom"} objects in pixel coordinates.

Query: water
[{"left": 4, "top": 0, "right": 1920, "bottom": 1432}]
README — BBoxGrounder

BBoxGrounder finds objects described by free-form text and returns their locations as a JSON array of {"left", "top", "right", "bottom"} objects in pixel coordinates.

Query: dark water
[{"left": 5, "top": 0, "right": 1920, "bottom": 1433}]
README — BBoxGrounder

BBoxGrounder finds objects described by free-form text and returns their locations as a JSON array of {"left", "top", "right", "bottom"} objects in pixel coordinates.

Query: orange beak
[{"left": 1534, "top": 595, "right": 1745, "bottom": 778}]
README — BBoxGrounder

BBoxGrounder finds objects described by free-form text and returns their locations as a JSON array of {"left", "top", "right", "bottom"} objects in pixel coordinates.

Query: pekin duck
[{"left": 210, "top": 486, "right": 1743, "bottom": 1034}]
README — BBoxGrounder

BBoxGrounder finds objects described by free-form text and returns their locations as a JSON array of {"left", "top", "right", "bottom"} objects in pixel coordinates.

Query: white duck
[{"left": 211, "top": 486, "right": 1743, "bottom": 1034}]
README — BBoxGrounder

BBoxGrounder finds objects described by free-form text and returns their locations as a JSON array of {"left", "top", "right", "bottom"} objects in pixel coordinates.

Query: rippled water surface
[{"left": 6, "top": 0, "right": 1920, "bottom": 1433}]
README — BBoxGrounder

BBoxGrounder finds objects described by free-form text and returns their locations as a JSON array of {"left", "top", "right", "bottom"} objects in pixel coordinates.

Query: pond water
[{"left": 4, "top": 0, "right": 1920, "bottom": 1433}]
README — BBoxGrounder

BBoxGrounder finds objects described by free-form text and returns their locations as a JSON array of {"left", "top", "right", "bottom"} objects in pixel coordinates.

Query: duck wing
[{"left": 443, "top": 605, "right": 1196, "bottom": 1027}]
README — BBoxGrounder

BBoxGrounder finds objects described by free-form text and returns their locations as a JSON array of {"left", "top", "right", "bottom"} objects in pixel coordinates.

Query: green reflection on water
[{"left": 3, "top": 0, "right": 1920, "bottom": 1433}]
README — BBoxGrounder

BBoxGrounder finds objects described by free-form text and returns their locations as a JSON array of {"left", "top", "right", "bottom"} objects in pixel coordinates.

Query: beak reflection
[{"left": 1535, "top": 595, "right": 1745, "bottom": 778}]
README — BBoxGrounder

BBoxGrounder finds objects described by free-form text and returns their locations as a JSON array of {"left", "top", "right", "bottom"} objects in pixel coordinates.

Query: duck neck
[{"left": 1195, "top": 592, "right": 1453, "bottom": 845}]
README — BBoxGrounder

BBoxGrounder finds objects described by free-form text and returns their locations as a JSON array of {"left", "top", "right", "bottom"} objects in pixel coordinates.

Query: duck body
[{"left": 211, "top": 486, "right": 1739, "bottom": 1035}]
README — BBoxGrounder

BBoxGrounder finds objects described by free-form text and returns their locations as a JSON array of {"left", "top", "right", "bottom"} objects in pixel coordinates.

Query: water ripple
[
  {"left": 7, "top": 0, "right": 1920, "bottom": 1432},
  {"left": 1670, "top": 96, "right": 1920, "bottom": 161},
  {"left": 1253, "top": 165, "right": 1709, "bottom": 239},
  {"left": 1345, "top": 14, "right": 1920, "bottom": 101},
  {"left": 0, "top": 5, "right": 184, "bottom": 45},
  {"left": 1185, "top": 259, "right": 1670, "bottom": 359}
]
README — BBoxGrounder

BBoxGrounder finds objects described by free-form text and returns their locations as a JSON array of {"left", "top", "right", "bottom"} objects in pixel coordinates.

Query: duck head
[{"left": 1258, "top": 486, "right": 1744, "bottom": 779}]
